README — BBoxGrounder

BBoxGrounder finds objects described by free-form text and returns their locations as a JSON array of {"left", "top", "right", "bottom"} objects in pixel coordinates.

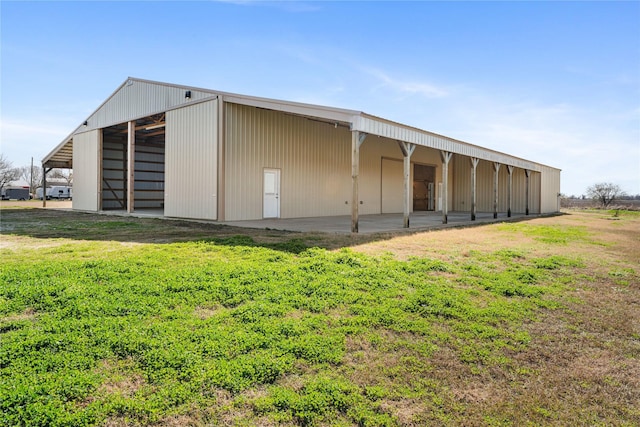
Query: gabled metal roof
[{"left": 43, "top": 77, "right": 559, "bottom": 172}]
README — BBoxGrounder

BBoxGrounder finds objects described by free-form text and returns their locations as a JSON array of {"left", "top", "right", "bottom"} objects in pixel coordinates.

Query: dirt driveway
[{"left": 0, "top": 200, "right": 72, "bottom": 209}]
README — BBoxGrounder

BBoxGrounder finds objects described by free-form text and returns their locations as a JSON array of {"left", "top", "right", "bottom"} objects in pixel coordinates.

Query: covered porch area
[{"left": 223, "top": 211, "right": 537, "bottom": 235}]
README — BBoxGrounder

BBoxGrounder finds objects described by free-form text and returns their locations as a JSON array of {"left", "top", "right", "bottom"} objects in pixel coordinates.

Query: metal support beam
[
  {"left": 470, "top": 157, "right": 479, "bottom": 221},
  {"left": 398, "top": 141, "right": 416, "bottom": 228},
  {"left": 493, "top": 162, "right": 501, "bottom": 219},
  {"left": 127, "top": 120, "right": 135, "bottom": 213},
  {"left": 440, "top": 151, "right": 453, "bottom": 224},
  {"left": 525, "top": 169, "right": 531, "bottom": 216},
  {"left": 507, "top": 165, "right": 514, "bottom": 217},
  {"left": 351, "top": 131, "right": 367, "bottom": 233}
]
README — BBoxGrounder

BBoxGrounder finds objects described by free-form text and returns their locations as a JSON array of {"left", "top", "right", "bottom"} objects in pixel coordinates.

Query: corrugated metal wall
[
  {"left": 72, "top": 130, "right": 100, "bottom": 211},
  {"left": 165, "top": 100, "right": 218, "bottom": 220},
  {"left": 451, "top": 155, "right": 543, "bottom": 214},
  {"left": 531, "top": 172, "right": 542, "bottom": 214},
  {"left": 84, "top": 80, "right": 212, "bottom": 132},
  {"left": 225, "top": 104, "right": 353, "bottom": 221},
  {"left": 380, "top": 158, "right": 403, "bottom": 213},
  {"left": 224, "top": 106, "right": 455, "bottom": 221},
  {"left": 362, "top": 142, "right": 444, "bottom": 214}
]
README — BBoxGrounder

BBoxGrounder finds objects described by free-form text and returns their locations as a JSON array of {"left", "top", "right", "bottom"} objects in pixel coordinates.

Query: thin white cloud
[
  {"left": 435, "top": 94, "right": 640, "bottom": 195},
  {"left": 364, "top": 68, "right": 448, "bottom": 98}
]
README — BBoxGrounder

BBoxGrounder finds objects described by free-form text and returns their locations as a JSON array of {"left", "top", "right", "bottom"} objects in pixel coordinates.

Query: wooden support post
[
  {"left": 493, "top": 162, "right": 501, "bottom": 219},
  {"left": 351, "top": 131, "right": 366, "bottom": 233},
  {"left": 397, "top": 141, "right": 416, "bottom": 228},
  {"left": 525, "top": 169, "right": 531, "bottom": 216},
  {"left": 42, "top": 165, "right": 47, "bottom": 208},
  {"left": 440, "top": 151, "right": 452, "bottom": 224},
  {"left": 470, "top": 157, "right": 479, "bottom": 221},
  {"left": 507, "top": 165, "right": 513, "bottom": 217},
  {"left": 127, "top": 120, "right": 135, "bottom": 213}
]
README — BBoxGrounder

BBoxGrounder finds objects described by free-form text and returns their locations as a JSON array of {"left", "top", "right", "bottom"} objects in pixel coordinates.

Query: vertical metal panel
[
  {"left": 453, "top": 154, "right": 471, "bottom": 211},
  {"left": 381, "top": 158, "right": 403, "bottom": 213},
  {"left": 72, "top": 130, "right": 100, "bottom": 211},
  {"left": 85, "top": 80, "right": 212, "bottom": 131},
  {"left": 452, "top": 158, "right": 536, "bottom": 215},
  {"left": 225, "top": 104, "right": 352, "bottom": 221},
  {"left": 512, "top": 168, "right": 527, "bottom": 213},
  {"left": 531, "top": 171, "right": 542, "bottom": 214},
  {"left": 540, "top": 166, "right": 561, "bottom": 213},
  {"left": 498, "top": 165, "right": 509, "bottom": 212},
  {"left": 165, "top": 100, "right": 217, "bottom": 220},
  {"left": 359, "top": 138, "right": 401, "bottom": 214}
]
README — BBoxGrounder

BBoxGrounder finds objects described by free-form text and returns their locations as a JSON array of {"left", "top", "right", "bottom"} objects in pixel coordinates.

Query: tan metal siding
[
  {"left": 84, "top": 80, "right": 212, "bottom": 131},
  {"left": 475, "top": 160, "right": 494, "bottom": 212},
  {"left": 225, "top": 104, "right": 352, "bottom": 221},
  {"left": 453, "top": 154, "right": 470, "bottom": 211},
  {"left": 531, "top": 172, "right": 542, "bottom": 214},
  {"left": 452, "top": 156, "right": 539, "bottom": 214},
  {"left": 359, "top": 141, "right": 443, "bottom": 214},
  {"left": 381, "top": 158, "right": 403, "bottom": 213},
  {"left": 540, "top": 166, "right": 561, "bottom": 213},
  {"left": 72, "top": 130, "right": 100, "bottom": 211},
  {"left": 165, "top": 100, "right": 218, "bottom": 220}
]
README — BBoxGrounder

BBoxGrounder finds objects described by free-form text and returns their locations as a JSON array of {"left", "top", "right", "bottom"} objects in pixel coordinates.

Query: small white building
[{"left": 42, "top": 77, "right": 560, "bottom": 232}]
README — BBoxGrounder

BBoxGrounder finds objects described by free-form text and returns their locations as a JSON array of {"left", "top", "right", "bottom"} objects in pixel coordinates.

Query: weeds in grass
[
  {"left": 0, "top": 235, "right": 586, "bottom": 426},
  {"left": 1, "top": 209, "right": 638, "bottom": 426}
]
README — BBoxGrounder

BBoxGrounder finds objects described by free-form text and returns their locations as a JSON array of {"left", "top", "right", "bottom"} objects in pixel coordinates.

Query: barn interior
[{"left": 101, "top": 114, "right": 166, "bottom": 212}]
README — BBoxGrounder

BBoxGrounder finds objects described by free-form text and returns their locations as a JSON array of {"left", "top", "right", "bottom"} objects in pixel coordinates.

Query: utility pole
[{"left": 30, "top": 157, "right": 34, "bottom": 198}]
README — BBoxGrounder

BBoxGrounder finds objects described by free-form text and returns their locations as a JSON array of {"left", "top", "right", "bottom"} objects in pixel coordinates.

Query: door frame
[{"left": 263, "top": 168, "right": 281, "bottom": 218}]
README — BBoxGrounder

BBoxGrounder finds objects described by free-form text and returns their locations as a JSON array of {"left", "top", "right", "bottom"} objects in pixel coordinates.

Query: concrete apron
[{"left": 222, "top": 211, "right": 534, "bottom": 235}]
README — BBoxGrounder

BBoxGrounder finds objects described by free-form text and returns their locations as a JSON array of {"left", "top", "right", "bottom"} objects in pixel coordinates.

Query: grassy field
[{"left": 1, "top": 206, "right": 638, "bottom": 426}]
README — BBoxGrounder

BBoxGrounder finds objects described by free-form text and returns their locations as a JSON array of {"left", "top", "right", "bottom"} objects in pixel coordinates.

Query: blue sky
[{"left": 1, "top": 1, "right": 639, "bottom": 196}]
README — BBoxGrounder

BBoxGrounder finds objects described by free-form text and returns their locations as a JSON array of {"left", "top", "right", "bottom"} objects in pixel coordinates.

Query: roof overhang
[
  {"left": 42, "top": 133, "right": 74, "bottom": 169},
  {"left": 41, "top": 77, "right": 560, "bottom": 173}
]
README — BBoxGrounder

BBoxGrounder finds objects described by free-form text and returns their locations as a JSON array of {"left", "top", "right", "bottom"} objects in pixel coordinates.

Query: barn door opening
[
  {"left": 263, "top": 168, "right": 280, "bottom": 218},
  {"left": 101, "top": 114, "right": 166, "bottom": 212},
  {"left": 413, "top": 164, "right": 435, "bottom": 211}
]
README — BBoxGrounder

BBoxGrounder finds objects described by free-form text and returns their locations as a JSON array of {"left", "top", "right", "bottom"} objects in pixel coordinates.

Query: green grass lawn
[{"left": 1, "top": 208, "right": 638, "bottom": 426}]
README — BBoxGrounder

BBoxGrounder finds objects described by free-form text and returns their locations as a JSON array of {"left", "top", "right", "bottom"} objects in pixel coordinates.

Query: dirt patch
[{"left": 2, "top": 207, "right": 639, "bottom": 425}]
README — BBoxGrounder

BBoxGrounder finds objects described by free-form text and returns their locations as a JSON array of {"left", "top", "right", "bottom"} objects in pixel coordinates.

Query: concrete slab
[
  {"left": 59, "top": 206, "right": 540, "bottom": 235},
  {"left": 223, "top": 211, "right": 536, "bottom": 234}
]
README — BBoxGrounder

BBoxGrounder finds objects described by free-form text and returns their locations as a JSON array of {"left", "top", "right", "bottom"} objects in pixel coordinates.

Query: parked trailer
[
  {"left": 36, "top": 186, "right": 72, "bottom": 200},
  {"left": 1, "top": 186, "right": 31, "bottom": 200}
]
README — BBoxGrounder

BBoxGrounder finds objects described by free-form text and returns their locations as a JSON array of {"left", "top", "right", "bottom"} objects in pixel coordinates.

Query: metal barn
[{"left": 42, "top": 78, "right": 561, "bottom": 232}]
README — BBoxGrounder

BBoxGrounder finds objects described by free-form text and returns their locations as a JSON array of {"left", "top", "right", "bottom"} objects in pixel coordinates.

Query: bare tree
[
  {"left": 49, "top": 168, "right": 73, "bottom": 186},
  {"left": 0, "top": 154, "right": 20, "bottom": 191},
  {"left": 18, "top": 165, "right": 43, "bottom": 190},
  {"left": 586, "top": 182, "right": 626, "bottom": 208}
]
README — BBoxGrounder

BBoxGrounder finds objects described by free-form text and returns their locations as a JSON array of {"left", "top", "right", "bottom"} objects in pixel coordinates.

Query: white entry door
[{"left": 263, "top": 168, "right": 280, "bottom": 218}]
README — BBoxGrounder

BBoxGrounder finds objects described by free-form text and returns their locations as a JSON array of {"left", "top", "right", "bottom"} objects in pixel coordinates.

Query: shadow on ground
[{"left": 0, "top": 207, "right": 560, "bottom": 253}]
